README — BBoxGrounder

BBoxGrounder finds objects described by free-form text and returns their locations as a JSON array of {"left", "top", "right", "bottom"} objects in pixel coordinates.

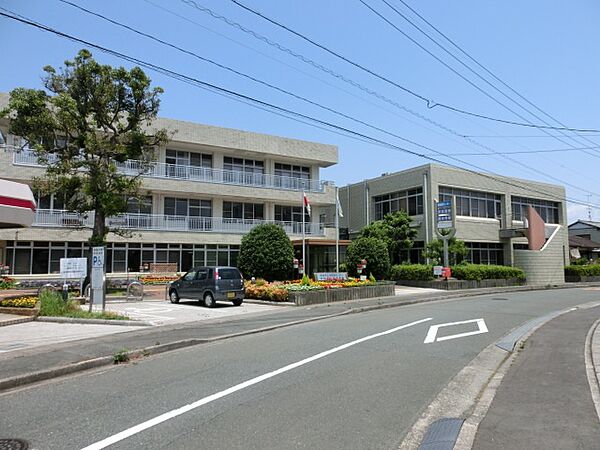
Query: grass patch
[{"left": 39, "top": 291, "right": 129, "bottom": 320}]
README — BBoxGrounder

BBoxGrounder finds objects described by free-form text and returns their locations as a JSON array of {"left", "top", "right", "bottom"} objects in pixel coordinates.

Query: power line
[
  {"left": 393, "top": 0, "right": 600, "bottom": 154},
  {"left": 361, "top": 0, "right": 600, "bottom": 160},
  {"left": 227, "top": 0, "right": 600, "bottom": 134},
  {"left": 57, "top": 0, "right": 583, "bottom": 181},
  {"left": 200, "top": 0, "right": 600, "bottom": 192},
  {"left": 0, "top": 7, "right": 598, "bottom": 212},
  {"left": 50, "top": 0, "right": 600, "bottom": 161}
]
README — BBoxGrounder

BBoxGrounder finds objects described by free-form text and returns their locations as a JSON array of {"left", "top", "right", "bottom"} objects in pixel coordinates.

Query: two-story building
[
  {"left": 0, "top": 92, "right": 339, "bottom": 275},
  {"left": 339, "top": 164, "right": 569, "bottom": 284}
]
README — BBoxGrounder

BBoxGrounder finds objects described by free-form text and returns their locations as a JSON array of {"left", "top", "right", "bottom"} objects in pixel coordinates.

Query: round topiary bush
[
  {"left": 346, "top": 237, "right": 390, "bottom": 279},
  {"left": 238, "top": 224, "right": 294, "bottom": 281}
]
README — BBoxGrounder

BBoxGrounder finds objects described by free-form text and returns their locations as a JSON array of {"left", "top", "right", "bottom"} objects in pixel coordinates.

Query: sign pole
[
  {"left": 335, "top": 186, "right": 340, "bottom": 272},
  {"left": 91, "top": 246, "right": 105, "bottom": 312},
  {"left": 434, "top": 197, "right": 457, "bottom": 273}
]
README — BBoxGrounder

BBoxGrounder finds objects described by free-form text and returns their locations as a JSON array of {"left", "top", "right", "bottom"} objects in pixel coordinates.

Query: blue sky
[{"left": 1, "top": 0, "right": 599, "bottom": 222}]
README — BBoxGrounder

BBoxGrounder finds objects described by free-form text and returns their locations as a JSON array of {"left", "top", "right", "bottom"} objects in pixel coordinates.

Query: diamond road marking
[{"left": 424, "top": 318, "right": 488, "bottom": 344}]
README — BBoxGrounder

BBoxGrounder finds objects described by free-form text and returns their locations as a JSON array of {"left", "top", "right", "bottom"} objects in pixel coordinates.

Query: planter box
[
  {"left": 565, "top": 275, "right": 600, "bottom": 283},
  {"left": 288, "top": 283, "right": 395, "bottom": 306},
  {"left": 0, "top": 305, "right": 40, "bottom": 317},
  {"left": 395, "top": 278, "right": 525, "bottom": 290}
]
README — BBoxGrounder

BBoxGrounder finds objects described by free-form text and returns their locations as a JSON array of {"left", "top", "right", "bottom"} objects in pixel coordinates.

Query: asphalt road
[{"left": 1, "top": 288, "right": 599, "bottom": 450}]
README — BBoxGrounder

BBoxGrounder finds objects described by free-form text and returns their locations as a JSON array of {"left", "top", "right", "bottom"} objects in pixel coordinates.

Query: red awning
[{"left": 0, "top": 179, "right": 36, "bottom": 228}]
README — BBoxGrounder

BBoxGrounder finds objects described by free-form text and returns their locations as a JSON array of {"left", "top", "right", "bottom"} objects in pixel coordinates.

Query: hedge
[
  {"left": 390, "top": 264, "right": 434, "bottom": 281},
  {"left": 564, "top": 265, "right": 600, "bottom": 277},
  {"left": 391, "top": 264, "right": 526, "bottom": 281},
  {"left": 451, "top": 264, "right": 526, "bottom": 281}
]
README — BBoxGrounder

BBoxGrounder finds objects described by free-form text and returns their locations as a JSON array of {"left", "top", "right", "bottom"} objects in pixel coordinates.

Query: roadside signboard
[
  {"left": 433, "top": 266, "right": 443, "bottom": 276},
  {"left": 92, "top": 247, "right": 104, "bottom": 268},
  {"left": 60, "top": 257, "right": 87, "bottom": 279},
  {"left": 436, "top": 200, "right": 453, "bottom": 229},
  {"left": 314, "top": 272, "right": 349, "bottom": 281}
]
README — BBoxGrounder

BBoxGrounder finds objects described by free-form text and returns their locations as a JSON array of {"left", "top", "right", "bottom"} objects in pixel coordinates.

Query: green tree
[
  {"left": 359, "top": 210, "right": 417, "bottom": 264},
  {"left": 1, "top": 49, "right": 169, "bottom": 246},
  {"left": 423, "top": 237, "right": 468, "bottom": 266},
  {"left": 346, "top": 237, "right": 390, "bottom": 279},
  {"left": 238, "top": 224, "right": 294, "bottom": 281}
]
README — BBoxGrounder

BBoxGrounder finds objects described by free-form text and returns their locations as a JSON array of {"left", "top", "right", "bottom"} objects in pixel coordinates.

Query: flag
[
  {"left": 303, "top": 192, "right": 311, "bottom": 217},
  {"left": 336, "top": 191, "right": 344, "bottom": 218}
]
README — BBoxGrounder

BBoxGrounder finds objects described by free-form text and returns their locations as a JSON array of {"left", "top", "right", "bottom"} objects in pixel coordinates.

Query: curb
[
  {"left": 399, "top": 300, "right": 600, "bottom": 450},
  {"left": 0, "top": 310, "right": 351, "bottom": 393},
  {"left": 1, "top": 283, "right": 599, "bottom": 394},
  {"left": 0, "top": 316, "right": 35, "bottom": 327},
  {"left": 453, "top": 300, "right": 600, "bottom": 450},
  {"left": 35, "top": 316, "right": 152, "bottom": 327},
  {"left": 584, "top": 318, "right": 600, "bottom": 421}
]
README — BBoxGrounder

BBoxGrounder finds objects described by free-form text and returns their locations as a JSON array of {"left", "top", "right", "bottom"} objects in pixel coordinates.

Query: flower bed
[
  {"left": 0, "top": 295, "right": 40, "bottom": 316},
  {"left": 0, "top": 276, "right": 17, "bottom": 290},
  {"left": 244, "top": 278, "right": 382, "bottom": 303},
  {"left": 0, "top": 296, "right": 37, "bottom": 308}
]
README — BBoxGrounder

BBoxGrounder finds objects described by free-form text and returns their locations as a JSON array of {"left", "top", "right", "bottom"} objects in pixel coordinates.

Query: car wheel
[
  {"left": 232, "top": 298, "right": 243, "bottom": 306},
  {"left": 204, "top": 292, "right": 216, "bottom": 308},
  {"left": 169, "top": 289, "right": 180, "bottom": 304}
]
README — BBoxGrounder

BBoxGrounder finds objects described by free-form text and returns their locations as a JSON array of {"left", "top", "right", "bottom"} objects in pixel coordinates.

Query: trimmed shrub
[
  {"left": 346, "top": 237, "right": 390, "bottom": 279},
  {"left": 451, "top": 264, "right": 526, "bottom": 281},
  {"left": 564, "top": 265, "right": 600, "bottom": 277},
  {"left": 238, "top": 224, "right": 294, "bottom": 281},
  {"left": 390, "top": 264, "right": 434, "bottom": 281}
]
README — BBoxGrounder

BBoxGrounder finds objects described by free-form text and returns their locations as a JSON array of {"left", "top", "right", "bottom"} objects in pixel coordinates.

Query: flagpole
[
  {"left": 335, "top": 186, "right": 340, "bottom": 272},
  {"left": 302, "top": 188, "right": 306, "bottom": 277}
]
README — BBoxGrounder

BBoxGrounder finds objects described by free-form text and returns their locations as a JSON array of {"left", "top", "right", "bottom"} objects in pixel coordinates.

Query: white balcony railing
[
  {"left": 32, "top": 209, "right": 325, "bottom": 236},
  {"left": 12, "top": 151, "right": 329, "bottom": 193}
]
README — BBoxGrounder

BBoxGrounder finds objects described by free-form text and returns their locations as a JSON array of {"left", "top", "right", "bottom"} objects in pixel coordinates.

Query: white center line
[{"left": 80, "top": 317, "right": 432, "bottom": 450}]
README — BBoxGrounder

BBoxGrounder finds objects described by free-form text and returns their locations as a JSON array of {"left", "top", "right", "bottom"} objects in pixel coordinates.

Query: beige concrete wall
[{"left": 514, "top": 225, "right": 566, "bottom": 284}]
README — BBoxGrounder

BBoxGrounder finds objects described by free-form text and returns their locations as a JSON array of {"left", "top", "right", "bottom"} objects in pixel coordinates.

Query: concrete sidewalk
[{"left": 472, "top": 306, "right": 600, "bottom": 449}]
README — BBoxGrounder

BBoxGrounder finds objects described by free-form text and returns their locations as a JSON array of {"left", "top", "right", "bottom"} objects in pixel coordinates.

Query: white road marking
[
  {"left": 80, "top": 317, "right": 433, "bottom": 450},
  {"left": 423, "top": 318, "right": 488, "bottom": 344}
]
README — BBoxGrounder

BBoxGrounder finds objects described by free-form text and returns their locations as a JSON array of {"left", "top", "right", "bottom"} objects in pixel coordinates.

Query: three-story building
[{"left": 0, "top": 92, "right": 339, "bottom": 275}]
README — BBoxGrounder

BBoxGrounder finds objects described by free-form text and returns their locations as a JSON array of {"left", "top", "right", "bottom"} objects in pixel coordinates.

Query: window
[
  {"left": 275, "top": 205, "right": 309, "bottom": 223},
  {"left": 511, "top": 196, "right": 559, "bottom": 224},
  {"left": 466, "top": 242, "right": 504, "bottom": 265},
  {"left": 223, "top": 202, "right": 264, "bottom": 220},
  {"left": 274, "top": 163, "right": 310, "bottom": 180},
  {"left": 127, "top": 196, "right": 152, "bottom": 214},
  {"left": 223, "top": 157, "right": 264, "bottom": 174},
  {"left": 399, "top": 241, "right": 425, "bottom": 264},
  {"left": 373, "top": 187, "right": 423, "bottom": 219},
  {"left": 219, "top": 268, "right": 241, "bottom": 279},
  {"left": 164, "top": 198, "right": 212, "bottom": 217},
  {"left": 439, "top": 186, "right": 501, "bottom": 219},
  {"left": 183, "top": 270, "right": 197, "bottom": 281},
  {"left": 166, "top": 149, "right": 212, "bottom": 168}
]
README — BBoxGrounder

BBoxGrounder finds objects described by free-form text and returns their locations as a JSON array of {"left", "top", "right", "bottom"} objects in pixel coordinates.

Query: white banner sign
[{"left": 60, "top": 258, "right": 87, "bottom": 279}]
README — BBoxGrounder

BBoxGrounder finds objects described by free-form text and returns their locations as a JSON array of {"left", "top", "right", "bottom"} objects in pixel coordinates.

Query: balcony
[
  {"left": 12, "top": 151, "right": 330, "bottom": 193},
  {"left": 32, "top": 209, "right": 325, "bottom": 236}
]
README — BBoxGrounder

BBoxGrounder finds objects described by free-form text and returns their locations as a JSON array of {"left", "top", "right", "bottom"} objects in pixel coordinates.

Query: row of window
[
  {"left": 3, "top": 241, "right": 240, "bottom": 274},
  {"left": 439, "top": 187, "right": 502, "bottom": 219},
  {"left": 371, "top": 186, "right": 559, "bottom": 224},
  {"left": 511, "top": 196, "right": 559, "bottom": 224},
  {"left": 164, "top": 150, "right": 312, "bottom": 179},
  {"left": 374, "top": 187, "right": 424, "bottom": 220}
]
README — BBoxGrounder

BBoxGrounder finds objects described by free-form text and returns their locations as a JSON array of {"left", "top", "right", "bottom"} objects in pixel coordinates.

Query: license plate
[{"left": 227, "top": 292, "right": 235, "bottom": 299}]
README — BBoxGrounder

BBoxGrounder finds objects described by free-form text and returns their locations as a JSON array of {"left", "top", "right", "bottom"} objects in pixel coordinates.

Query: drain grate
[
  {"left": 418, "top": 418, "right": 464, "bottom": 450},
  {"left": 0, "top": 439, "right": 29, "bottom": 450},
  {"left": 491, "top": 297, "right": 508, "bottom": 301}
]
